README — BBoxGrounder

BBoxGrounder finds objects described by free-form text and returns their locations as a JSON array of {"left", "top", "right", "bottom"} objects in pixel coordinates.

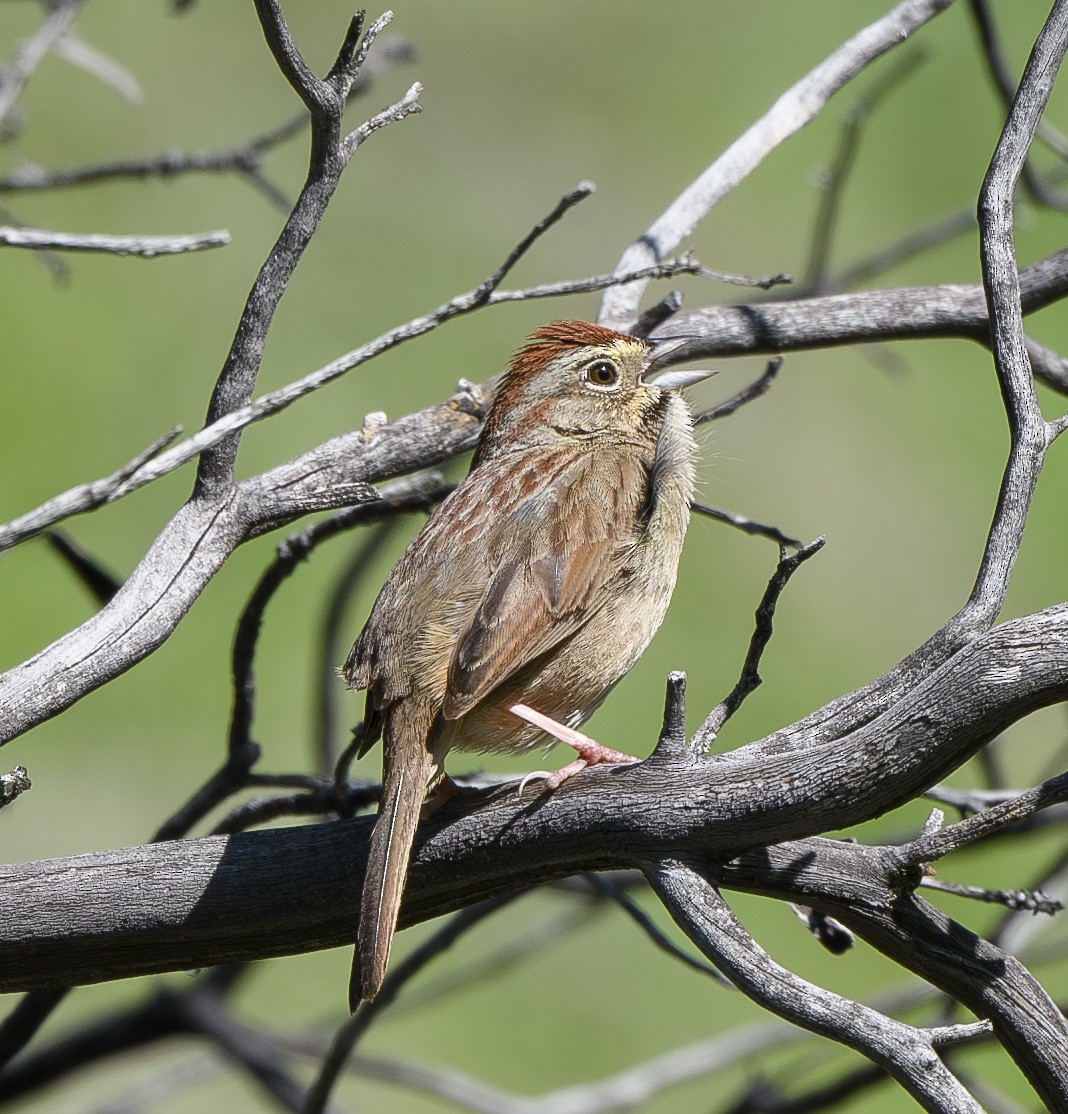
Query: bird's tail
[{"left": 350, "top": 739, "right": 433, "bottom": 1009}]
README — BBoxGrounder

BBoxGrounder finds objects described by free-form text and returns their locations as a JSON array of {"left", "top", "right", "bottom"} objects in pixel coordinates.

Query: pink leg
[
  {"left": 510, "top": 703, "right": 639, "bottom": 794},
  {"left": 422, "top": 772, "right": 474, "bottom": 815}
]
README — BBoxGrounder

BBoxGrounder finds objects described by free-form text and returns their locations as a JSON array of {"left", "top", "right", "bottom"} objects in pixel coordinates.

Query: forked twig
[{"left": 693, "top": 537, "right": 826, "bottom": 751}]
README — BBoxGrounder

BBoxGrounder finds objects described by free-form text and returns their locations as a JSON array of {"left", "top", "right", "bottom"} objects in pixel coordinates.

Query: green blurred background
[{"left": 1, "top": 1, "right": 1067, "bottom": 1110}]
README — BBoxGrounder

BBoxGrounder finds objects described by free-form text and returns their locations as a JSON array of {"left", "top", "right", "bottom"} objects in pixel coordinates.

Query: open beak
[{"left": 641, "top": 335, "right": 716, "bottom": 392}]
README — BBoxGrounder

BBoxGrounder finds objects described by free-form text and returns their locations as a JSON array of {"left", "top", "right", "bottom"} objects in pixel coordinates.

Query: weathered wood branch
[
  {"left": 1, "top": 604, "right": 1064, "bottom": 993},
  {"left": 4, "top": 241, "right": 1068, "bottom": 748}
]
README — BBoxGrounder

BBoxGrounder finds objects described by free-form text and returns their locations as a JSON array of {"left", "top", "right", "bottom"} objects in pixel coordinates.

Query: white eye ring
[{"left": 582, "top": 359, "right": 621, "bottom": 390}]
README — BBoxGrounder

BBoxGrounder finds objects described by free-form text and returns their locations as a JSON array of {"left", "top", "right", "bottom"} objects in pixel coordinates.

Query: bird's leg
[
  {"left": 421, "top": 771, "right": 476, "bottom": 815},
  {"left": 509, "top": 702, "right": 639, "bottom": 794}
]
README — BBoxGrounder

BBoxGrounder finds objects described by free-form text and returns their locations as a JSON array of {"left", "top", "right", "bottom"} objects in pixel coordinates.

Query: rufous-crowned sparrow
[{"left": 344, "top": 320, "right": 711, "bottom": 1005}]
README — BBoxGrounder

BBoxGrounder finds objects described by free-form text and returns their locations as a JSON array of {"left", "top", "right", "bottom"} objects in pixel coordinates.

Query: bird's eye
[{"left": 583, "top": 359, "right": 620, "bottom": 389}]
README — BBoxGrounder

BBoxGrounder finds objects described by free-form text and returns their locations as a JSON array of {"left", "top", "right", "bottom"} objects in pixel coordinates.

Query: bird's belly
[{"left": 442, "top": 568, "right": 677, "bottom": 756}]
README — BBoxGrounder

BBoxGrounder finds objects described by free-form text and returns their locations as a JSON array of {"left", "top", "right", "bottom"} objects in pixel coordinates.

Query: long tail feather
[{"left": 350, "top": 741, "right": 432, "bottom": 1008}]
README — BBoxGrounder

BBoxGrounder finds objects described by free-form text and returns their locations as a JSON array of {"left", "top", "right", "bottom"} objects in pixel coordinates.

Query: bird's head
[{"left": 476, "top": 320, "right": 712, "bottom": 459}]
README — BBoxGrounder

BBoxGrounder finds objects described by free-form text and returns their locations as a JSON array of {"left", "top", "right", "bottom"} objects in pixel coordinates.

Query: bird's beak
[
  {"left": 641, "top": 335, "right": 716, "bottom": 391},
  {"left": 648, "top": 366, "right": 717, "bottom": 391},
  {"left": 645, "top": 335, "right": 693, "bottom": 366}
]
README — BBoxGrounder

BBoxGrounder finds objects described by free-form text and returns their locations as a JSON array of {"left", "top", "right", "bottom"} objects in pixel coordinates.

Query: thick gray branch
[
  {"left": 717, "top": 841, "right": 1068, "bottom": 1109},
  {"left": 658, "top": 246, "right": 1068, "bottom": 369},
  {"left": 0, "top": 605, "right": 1064, "bottom": 988}
]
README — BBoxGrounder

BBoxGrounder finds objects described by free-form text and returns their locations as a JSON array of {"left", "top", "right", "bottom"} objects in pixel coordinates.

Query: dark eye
[{"left": 583, "top": 359, "right": 620, "bottom": 388}]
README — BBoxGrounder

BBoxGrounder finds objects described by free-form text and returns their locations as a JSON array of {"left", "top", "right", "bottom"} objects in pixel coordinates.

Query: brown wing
[
  {"left": 342, "top": 476, "right": 502, "bottom": 705},
  {"left": 442, "top": 447, "right": 650, "bottom": 719}
]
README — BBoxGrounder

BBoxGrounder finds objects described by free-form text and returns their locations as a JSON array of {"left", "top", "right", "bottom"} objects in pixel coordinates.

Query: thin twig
[
  {"left": 694, "top": 537, "right": 826, "bottom": 750},
  {"left": 0, "top": 0, "right": 82, "bottom": 128},
  {"left": 968, "top": 0, "right": 1068, "bottom": 207},
  {"left": 801, "top": 50, "right": 927, "bottom": 295},
  {"left": 150, "top": 742, "right": 262, "bottom": 843},
  {"left": 0, "top": 40, "right": 415, "bottom": 209},
  {"left": 830, "top": 208, "right": 977, "bottom": 290},
  {"left": 692, "top": 356, "right": 783, "bottom": 425},
  {"left": 690, "top": 501, "right": 802, "bottom": 547},
  {"left": 925, "top": 783, "right": 1023, "bottom": 815},
  {"left": 898, "top": 771, "right": 1068, "bottom": 866},
  {"left": 585, "top": 874, "right": 733, "bottom": 987},
  {"left": 44, "top": 532, "right": 122, "bottom": 604},
  {"left": 0, "top": 425, "right": 182, "bottom": 553},
  {"left": 919, "top": 876, "right": 1063, "bottom": 915},
  {"left": 0, "top": 988, "right": 68, "bottom": 1072}
]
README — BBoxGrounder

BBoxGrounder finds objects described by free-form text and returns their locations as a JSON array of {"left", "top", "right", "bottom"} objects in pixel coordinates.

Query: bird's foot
[
  {"left": 510, "top": 703, "right": 639, "bottom": 796},
  {"left": 421, "top": 772, "right": 474, "bottom": 816}
]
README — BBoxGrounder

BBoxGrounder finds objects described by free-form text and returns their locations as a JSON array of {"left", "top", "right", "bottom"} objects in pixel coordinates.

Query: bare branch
[
  {"left": 943, "top": 0, "right": 1068, "bottom": 641},
  {"left": 694, "top": 537, "right": 826, "bottom": 749},
  {"left": 3, "top": 1, "right": 1068, "bottom": 1110},
  {"left": 0, "top": 425, "right": 181, "bottom": 553},
  {"left": 195, "top": 7, "right": 421, "bottom": 498},
  {"left": 4, "top": 604, "right": 1066, "bottom": 984},
  {"left": 920, "top": 876, "right": 1064, "bottom": 916},
  {"left": 660, "top": 245, "right": 1068, "bottom": 371},
  {"left": 646, "top": 861, "right": 983, "bottom": 1112},
  {"left": 0, "top": 226, "right": 229, "bottom": 256},
  {"left": 900, "top": 771, "right": 1068, "bottom": 865},
  {"left": 0, "top": 0, "right": 82, "bottom": 129},
  {"left": 0, "top": 381, "right": 484, "bottom": 743},
  {"left": 692, "top": 356, "right": 783, "bottom": 425},
  {"left": 599, "top": 0, "right": 956, "bottom": 328},
  {"left": 341, "top": 79, "right": 422, "bottom": 160}
]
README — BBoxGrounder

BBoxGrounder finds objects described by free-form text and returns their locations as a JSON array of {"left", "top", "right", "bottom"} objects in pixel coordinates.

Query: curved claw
[
  {"left": 517, "top": 769, "right": 553, "bottom": 798},
  {"left": 517, "top": 758, "right": 593, "bottom": 797}
]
